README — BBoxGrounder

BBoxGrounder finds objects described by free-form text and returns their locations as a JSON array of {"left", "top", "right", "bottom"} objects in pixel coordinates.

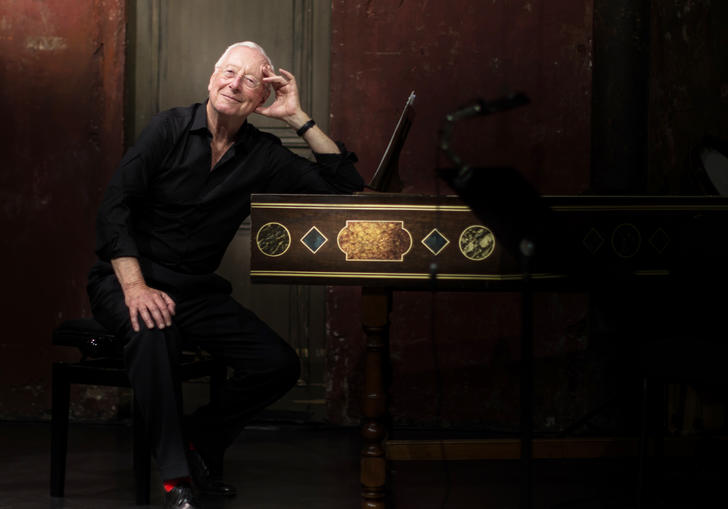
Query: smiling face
[{"left": 207, "top": 45, "right": 271, "bottom": 119}]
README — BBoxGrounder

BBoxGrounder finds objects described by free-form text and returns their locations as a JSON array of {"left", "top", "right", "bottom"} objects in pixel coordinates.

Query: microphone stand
[
  {"left": 519, "top": 238, "right": 535, "bottom": 509},
  {"left": 437, "top": 93, "right": 535, "bottom": 509}
]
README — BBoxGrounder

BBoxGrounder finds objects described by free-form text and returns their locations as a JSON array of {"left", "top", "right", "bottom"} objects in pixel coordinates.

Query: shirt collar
[
  {"left": 190, "top": 101, "right": 209, "bottom": 133},
  {"left": 190, "top": 100, "right": 252, "bottom": 144}
]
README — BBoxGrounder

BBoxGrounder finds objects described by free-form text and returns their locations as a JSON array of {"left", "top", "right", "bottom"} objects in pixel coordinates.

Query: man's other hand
[{"left": 123, "top": 282, "right": 176, "bottom": 332}]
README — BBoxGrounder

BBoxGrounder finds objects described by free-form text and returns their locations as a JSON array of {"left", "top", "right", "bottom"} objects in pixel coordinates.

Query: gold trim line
[
  {"left": 250, "top": 270, "right": 567, "bottom": 281},
  {"left": 251, "top": 202, "right": 472, "bottom": 212}
]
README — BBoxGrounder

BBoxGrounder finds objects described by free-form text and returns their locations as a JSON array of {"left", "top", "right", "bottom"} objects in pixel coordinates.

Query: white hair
[{"left": 214, "top": 41, "right": 273, "bottom": 70}]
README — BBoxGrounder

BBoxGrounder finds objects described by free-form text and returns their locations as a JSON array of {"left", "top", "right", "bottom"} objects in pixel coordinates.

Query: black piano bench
[{"left": 49, "top": 318, "right": 225, "bottom": 505}]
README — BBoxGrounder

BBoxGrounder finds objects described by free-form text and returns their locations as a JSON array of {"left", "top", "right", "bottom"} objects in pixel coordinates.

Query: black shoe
[
  {"left": 188, "top": 448, "right": 237, "bottom": 497},
  {"left": 164, "top": 482, "right": 201, "bottom": 509}
]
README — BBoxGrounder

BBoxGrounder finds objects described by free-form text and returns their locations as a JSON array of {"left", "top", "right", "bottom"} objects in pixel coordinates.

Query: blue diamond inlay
[
  {"left": 301, "top": 227, "right": 327, "bottom": 254},
  {"left": 422, "top": 229, "right": 449, "bottom": 255}
]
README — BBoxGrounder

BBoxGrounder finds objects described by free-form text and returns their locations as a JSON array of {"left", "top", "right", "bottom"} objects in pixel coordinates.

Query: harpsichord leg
[{"left": 360, "top": 287, "right": 392, "bottom": 508}]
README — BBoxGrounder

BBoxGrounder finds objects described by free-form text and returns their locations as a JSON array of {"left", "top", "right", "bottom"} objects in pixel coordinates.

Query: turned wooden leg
[{"left": 360, "top": 287, "right": 392, "bottom": 509}]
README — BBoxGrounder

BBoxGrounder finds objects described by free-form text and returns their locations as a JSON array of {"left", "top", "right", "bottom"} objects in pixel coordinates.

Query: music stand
[{"left": 367, "top": 91, "right": 416, "bottom": 192}]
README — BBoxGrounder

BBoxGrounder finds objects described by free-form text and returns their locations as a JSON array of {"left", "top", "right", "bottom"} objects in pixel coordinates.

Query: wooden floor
[{"left": 0, "top": 420, "right": 725, "bottom": 508}]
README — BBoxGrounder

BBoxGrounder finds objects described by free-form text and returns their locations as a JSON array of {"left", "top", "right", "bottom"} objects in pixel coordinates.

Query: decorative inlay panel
[
  {"left": 422, "top": 228, "right": 450, "bottom": 256},
  {"left": 301, "top": 226, "right": 328, "bottom": 254},
  {"left": 459, "top": 225, "right": 495, "bottom": 261},
  {"left": 337, "top": 220, "right": 412, "bottom": 261},
  {"left": 250, "top": 193, "right": 728, "bottom": 288},
  {"left": 610, "top": 223, "right": 641, "bottom": 259},
  {"left": 256, "top": 222, "right": 291, "bottom": 257}
]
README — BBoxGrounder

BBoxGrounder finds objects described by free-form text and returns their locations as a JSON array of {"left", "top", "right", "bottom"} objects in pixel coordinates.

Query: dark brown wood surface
[{"left": 250, "top": 193, "right": 728, "bottom": 289}]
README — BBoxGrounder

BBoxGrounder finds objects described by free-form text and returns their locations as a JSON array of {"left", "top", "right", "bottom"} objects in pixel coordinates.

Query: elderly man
[{"left": 87, "top": 41, "right": 363, "bottom": 509}]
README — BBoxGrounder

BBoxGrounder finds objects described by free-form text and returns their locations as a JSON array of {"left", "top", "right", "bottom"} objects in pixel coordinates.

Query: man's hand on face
[
  {"left": 123, "top": 282, "right": 176, "bottom": 333},
  {"left": 256, "top": 68, "right": 303, "bottom": 122}
]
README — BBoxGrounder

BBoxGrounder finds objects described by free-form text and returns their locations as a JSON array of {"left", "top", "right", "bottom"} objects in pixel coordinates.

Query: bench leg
[{"left": 50, "top": 363, "right": 70, "bottom": 497}]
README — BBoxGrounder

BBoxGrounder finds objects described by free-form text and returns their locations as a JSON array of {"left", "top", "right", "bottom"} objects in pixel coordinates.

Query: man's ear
[{"left": 207, "top": 72, "right": 216, "bottom": 95}]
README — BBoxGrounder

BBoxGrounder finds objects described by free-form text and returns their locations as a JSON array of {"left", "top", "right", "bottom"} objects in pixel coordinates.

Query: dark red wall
[
  {"left": 326, "top": 1, "right": 594, "bottom": 426},
  {"left": 2, "top": 1, "right": 725, "bottom": 430},
  {"left": 329, "top": 1, "right": 592, "bottom": 194},
  {"left": 0, "top": 0, "right": 125, "bottom": 418},
  {"left": 648, "top": 0, "right": 728, "bottom": 192},
  {"left": 325, "top": 0, "right": 728, "bottom": 429}
]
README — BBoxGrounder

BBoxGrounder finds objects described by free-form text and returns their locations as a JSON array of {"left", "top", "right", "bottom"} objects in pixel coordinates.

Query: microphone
[
  {"left": 445, "top": 92, "right": 530, "bottom": 123},
  {"left": 439, "top": 92, "right": 530, "bottom": 171}
]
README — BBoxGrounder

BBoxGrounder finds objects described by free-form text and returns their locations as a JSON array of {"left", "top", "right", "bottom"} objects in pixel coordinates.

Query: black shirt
[{"left": 95, "top": 101, "right": 363, "bottom": 275}]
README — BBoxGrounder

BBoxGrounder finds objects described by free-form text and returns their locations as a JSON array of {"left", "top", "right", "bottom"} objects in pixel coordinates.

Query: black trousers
[{"left": 87, "top": 260, "right": 300, "bottom": 480}]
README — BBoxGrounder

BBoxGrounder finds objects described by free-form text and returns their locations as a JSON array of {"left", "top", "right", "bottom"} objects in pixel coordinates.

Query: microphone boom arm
[{"left": 439, "top": 92, "right": 530, "bottom": 174}]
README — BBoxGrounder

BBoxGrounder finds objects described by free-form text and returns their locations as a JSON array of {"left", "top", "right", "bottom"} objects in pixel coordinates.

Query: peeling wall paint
[{"left": 24, "top": 34, "right": 68, "bottom": 51}]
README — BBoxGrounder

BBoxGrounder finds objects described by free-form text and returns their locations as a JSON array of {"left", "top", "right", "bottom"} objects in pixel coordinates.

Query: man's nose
[{"left": 228, "top": 75, "right": 243, "bottom": 90}]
